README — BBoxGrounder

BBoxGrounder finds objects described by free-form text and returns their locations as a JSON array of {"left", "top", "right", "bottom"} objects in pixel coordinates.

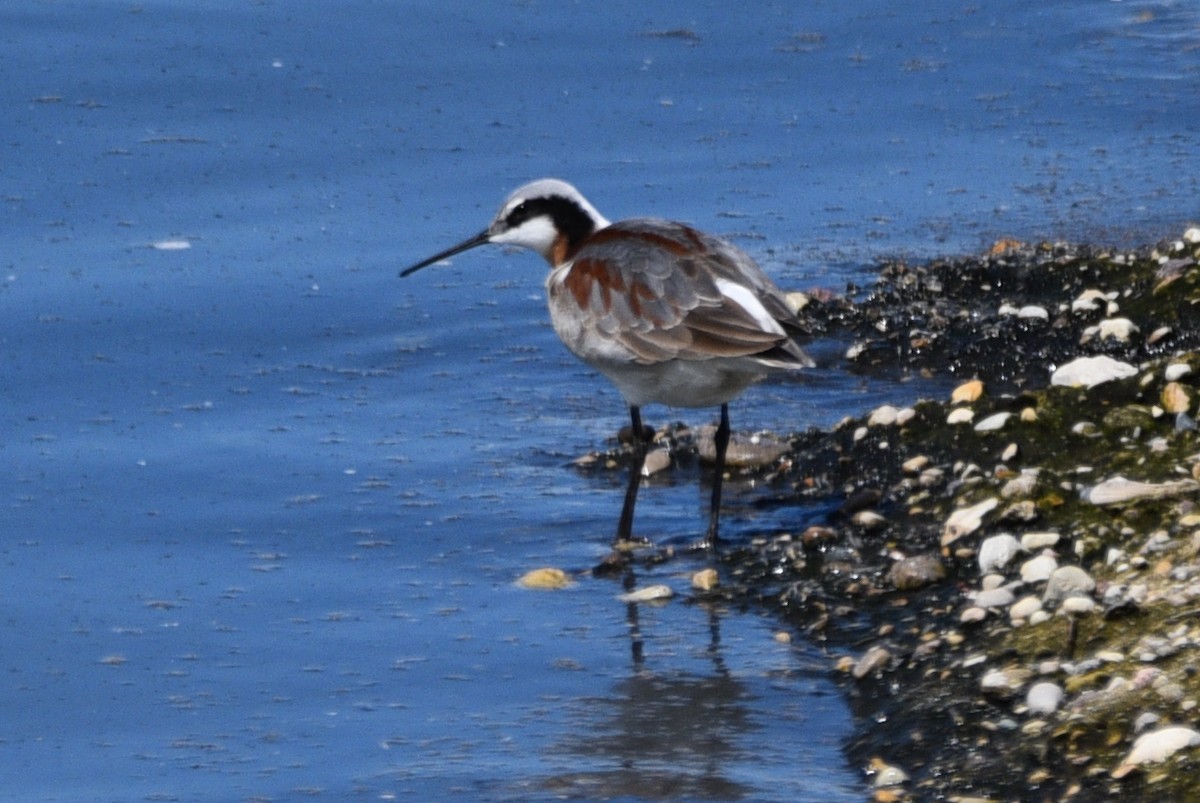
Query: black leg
[
  {"left": 703, "top": 403, "right": 730, "bottom": 547},
  {"left": 615, "top": 405, "right": 647, "bottom": 545}
]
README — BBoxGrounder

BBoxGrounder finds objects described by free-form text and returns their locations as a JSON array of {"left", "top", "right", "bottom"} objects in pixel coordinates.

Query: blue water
[{"left": 3, "top": 1, "right": 1196, "bottom": 800}]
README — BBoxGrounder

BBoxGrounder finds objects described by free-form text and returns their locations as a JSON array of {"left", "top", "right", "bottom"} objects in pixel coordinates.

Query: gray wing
[{"left": 550, "top": 219, "right": 809, "bottom": 366}]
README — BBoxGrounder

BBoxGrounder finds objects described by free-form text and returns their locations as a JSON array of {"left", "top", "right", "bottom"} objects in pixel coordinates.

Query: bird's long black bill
[{"left": 399, "top": 230, "right": 491, "bottom": 277}]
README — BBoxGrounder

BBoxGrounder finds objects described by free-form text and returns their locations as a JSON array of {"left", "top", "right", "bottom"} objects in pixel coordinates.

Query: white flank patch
[{"left": 715, "top": 278, "right": 784, "bottom": 335}]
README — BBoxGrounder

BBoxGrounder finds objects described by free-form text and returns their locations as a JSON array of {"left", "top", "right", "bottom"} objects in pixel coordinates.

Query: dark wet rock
[
  {"left": 694, "top": 425, "right": 789, "bottom": 467},
  {"left": 886, "top": 554, "right": 946, "bottom": 591}
]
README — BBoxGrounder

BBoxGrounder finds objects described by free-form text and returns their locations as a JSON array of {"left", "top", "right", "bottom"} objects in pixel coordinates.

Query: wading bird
[{"left": 401, "top": 179, "right": 812, "bottom": 548}]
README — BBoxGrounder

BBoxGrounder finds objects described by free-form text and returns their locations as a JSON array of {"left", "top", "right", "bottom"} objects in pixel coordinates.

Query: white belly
[{"left": 590, "top": 358, "right": 766, "bottom": 409}]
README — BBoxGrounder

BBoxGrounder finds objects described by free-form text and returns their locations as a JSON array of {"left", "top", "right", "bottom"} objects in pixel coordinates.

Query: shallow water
[{"left": 3, "top": 1, "right": 1197, "bottom": 800}]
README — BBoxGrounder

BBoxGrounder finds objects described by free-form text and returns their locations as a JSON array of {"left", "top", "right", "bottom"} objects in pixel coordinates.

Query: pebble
[
  {"left": 1096, "top": 317, "right": 1139, "bottom": 342},
  {"left": 961, "top": 606, "right": 988, "bottom": 623},
  {"left": 902, "top": 455, "right": 930, "bottom": 474},
  {"left": 978, "top": 534, "right": 1023, "bottom": 573},
  {"left": 870, "top": 760, "right": 910, "bottom": 788},
  {"left": 1060, "top": 596, "right": 1096, "bottom": 616},
  {"left": 1001, "top": 442, "right": 1019, "bottom": 461},
  {"left": 852, "top": 510, "right": 888, "bottom": 530},
  {"left": 946, "top": 407, "right": 975, "bottom": 425},
  {"left": 1148, "top": 325, "right": 1173, "bottom": 344},
  {"left": 951, "top": 379, "right": 985, "bottom": 404},
  {"left": 1020, "top": 531, "right": 1059, "bottom": 550},
  {"left": 784, "top": 291, "right": 810, "bottom": 312},
  {"left": 1025, "top": 681, "right": 1064, "bottom": 715},
  {"left": 1009, "top": 595, "right": 1043, "bottom": 622},
  {"left": 1071, "top": 289, "right": 1107, "bottom": 313},
  {"left": 853, "top": 645, "right": 893, "bottom": 679},
  {"left": 1018, "top": 304, "right": 1049, "bottom": 320},
  {"left": 980, "top": 574, "right": 1006, "bottom": 590},
  {"left": 1083, "top": 476, "right": 1200, "bottom": 506},
  {"left": 1165, "top": 363, "right": 1192, "bottom": 382},
  {"left": 1161, "top": 382, "right": 1191, "bottom": 414},
  {"left": 1020, "top": 554, "right": 1059, "bottom": 584},
  {"left": 1112, "top": 726, "right": 1200, "bottom": 778},
  {"left": 980, "top": 666, "right": 1031, "bottom": 697},
  {"left": 695, "top": 428, "right": 788, "bottom": 467},
  {"left": 974, "top": 412, "right": 1012, "bottom": 433},
  {"left": 895, "top": 407, "right": 916, "bottom": 426},
  {"left": 517, "top": 567, "right": 573, "bottom": 590},
  {"left": 1185, "top": 226, "right": 1200, "bottom": 244},
  {"left": 1043, "top": 566, "right": 1096, "bottom": 605},
  {"left": 1134, "top": 712, "right": 1162, "bottom": 733},
  {"left": 641, "top": 448, "right": 672, "bottom": 476},
  {"left": 691, "top": 568, "right": 719, "bottom": 591},
  {"left": 1050, "top": 355, "right": 1138, "bottom": 388},
  {"left": 974, "top": 587, "right": 1015, "bottom": 608},
  {"left": 886, "top": 554, "right": 946, "bottom": 590},
  {"left": 617, "top": 584, "right": 674, "bottom": 603},
  {"left": 942, "top": 497, "right": 998, "bottom": 545},
  {"left": 1001, "top": 471, "right": 1039, "bottom": 499},
  {"left": 868, "top": 404, "right": 900, "bottom": 427}
]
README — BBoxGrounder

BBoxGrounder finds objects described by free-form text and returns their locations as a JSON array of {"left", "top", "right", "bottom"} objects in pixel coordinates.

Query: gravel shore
[{"left": 587, "top": 227, "right": 1200, "bottom": 801}]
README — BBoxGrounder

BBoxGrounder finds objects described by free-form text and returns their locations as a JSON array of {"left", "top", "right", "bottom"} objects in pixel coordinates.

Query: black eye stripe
[{"left": 505, "top": 196, "right": 596, "bottom": 249}]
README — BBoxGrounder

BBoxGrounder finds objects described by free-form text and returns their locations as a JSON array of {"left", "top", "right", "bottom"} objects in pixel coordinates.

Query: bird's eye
[{"left": 507, "top": 201, "right": 530, "bottom": 225}]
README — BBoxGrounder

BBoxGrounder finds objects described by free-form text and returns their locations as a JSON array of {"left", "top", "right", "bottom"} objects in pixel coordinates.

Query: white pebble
[
  {"left": 979, "top": 534, "right": 1023, "bottom": 574},
  {"left": 941, "top": 497, "right": 998, "bottom": 545},
  {"left": 1020, "top": 554, "right": 1059, "bottom": 584},
  {"left": 1026, "top": 681, "right": 1064, "bottom": 715},
  {"left": 852, "top": 645, "right": 892, "bottom": 679},
  {"left": 1165, "top": 363, "right": 1192, "bottom": 382},
  {"left": 961, "top": 606, "right": 988, "bottom": 623},
  {"left": 974, "top": 412, "right": 1012, "bottom": 433},
  {"left": 1010, "top": 595, "right": 1043, "bottom": 622},
  {"left": 946, "top": 408, "right": 975, "bottom": 425},
  {"left": 1043, "top": 566, "right": 1096, "bottom": 605},
  {"left": 1097, "top": 317, "right": 1138, "bottom": 342},
  {"left": 868, "top": 405, "right": 899, "bottom": 427},
  {"left": 980, "top": 574, "right": 1007, "bottom": 590},
  {"left": 1083, "top": 476, "right": 1200, "bottom": 506},
  {"left": 873, "top": 764, "right": 910, "bottom": 788},
  {"left": 1001, "top": 471, "right": 1039, "bottom": 499},
  {"left": 975, "top": 587, "right": 1015, "bottom": 608},
  {"left": 617, "top": 584, "right": 674, "bottom": 603},
  {"left": 1021, "top": 531, "right": 1059, "bottom": 551},
  {"left": 1135, "top": 712, "right": 1162, "bottom": 733},
  {"left": 1060, "top": 596, "right": 1097, "bottom": 616},
  {"left": 1113, "top": 726, "right": 1200, "bottom": 777},
  {"left": 981, "top": 667, "right": 1028, "bottom": 695},
  {"left": 1018, "top": 305, "right": 1049, "bottom": 320},
  {"left": 1071, "top": 289, "right": 1106, "bottom": 313},
  {"left": 1051, "top": 355, "right": 1138, "bottom": 389}
]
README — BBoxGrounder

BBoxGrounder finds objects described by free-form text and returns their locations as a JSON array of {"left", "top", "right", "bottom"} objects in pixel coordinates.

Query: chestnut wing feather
[{"left": 551, "top": 219, "right": 801, "bottom": 366}]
